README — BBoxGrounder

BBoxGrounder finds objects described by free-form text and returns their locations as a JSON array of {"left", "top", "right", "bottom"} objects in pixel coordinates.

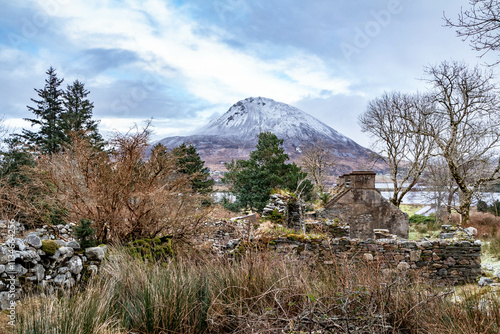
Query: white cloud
[{"left": 31, "top": 0, "right": 351, "bottom": 107}]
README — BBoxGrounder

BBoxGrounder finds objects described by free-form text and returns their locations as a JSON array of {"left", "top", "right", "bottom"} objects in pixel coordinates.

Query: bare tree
[
  {"left": 359, "top": 92, "right": 435, "bottom": 207},
  {"left": 299, "top": 140, "right": 336, "bottom": 193},
  {"left": 422, "top": 60, "right": 500, "bottom": 223},
  {"left": 422, "top": 157, "right": 460, "bottom": 223},
  {"left": 444, "top": 0, "right": 500, "bottom": 66}
]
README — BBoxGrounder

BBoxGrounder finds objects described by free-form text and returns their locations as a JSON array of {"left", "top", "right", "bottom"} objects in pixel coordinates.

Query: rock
[
  {"left": 58, "top": 267, "right": 68, "bottom": 274},
  {"left": 0, "top": 246, "right": 11, "bottom": 264},
  {"left": 67, "top": 241, "right": 81, "bottom": 249},
  {"left": 63, "top": 277, "right": 75, "bottom": 288},
  {"left": 50, "top": 249, "right": 61, "bottom": 260},
  {"left": 465, "top": 227, "right": 478, "bottom": 236},
  {"left": 85, "top": 247, "right": 105, "bottom": 261},
  {"left": 16, "top": 250, "right": 40, "bottom": 262},
  {"left": 444, "top": 257, "right": 456, "bottom": 266},
  {"left": 31, "top": 264, "right": 45, "bottom": 281},
  {"left": 225, "top": 239, "right": 240, "bottom": 249},
  {"left": 409, "top": 250, "right": 422, "bottom": 262},
  {"left": 0, "top": 264, "right": 4, "bottom": 274},
  {"left": 26, "top": 234, "right": 42, "bottom": 248},
  {"left": 67, "top": 256, "right": 83, "bottom": 275},
  {"left": 438, "top": 268, "right": 448, "bottom": 276},
  {"left": 479, "top": 277, "right": 494, "bottom": 286},
  {"left": 56, "top": 240, "right": 67, "bottom": 247},
  {"left": 59, "top": 247, "right": 74, "bottom": 257},
  {"left": 363, "top": 253, "right": 374, "bottom": 261},
  {"left": 5, "top": 263, "right": 27, "bottom": 276},
  {"left": 14, "top": 238, "right": 26, "bottom": 251},
  {"left": 440, "top": 233, "right": 455, "bottom": 239},
  {"left": 397, "top": 262, "right": 410, "bottom": 271},
  {"left": 474, "top": 240, "right": 482, "bottom": 246},
  {"left": 54, "top": 274, "right": 66, "bottom": 286},
  {"left": 0, "top": 291, "right": 19, "bottom": 311},
  {"left": 61, "top": 228, "right": 68, "bottom": 234}
]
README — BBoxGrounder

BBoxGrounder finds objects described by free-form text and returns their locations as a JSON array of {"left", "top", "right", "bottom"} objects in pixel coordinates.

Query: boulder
[
  {"left": 26, "top": 234, "right": 42, "bottom": 248},
  {"left": 67, "top": 256, "right": 83, "bottom": 275},
  {"left": 85, "top": 247, "right": 106, "bottom": 261},
  {"left": 479, "top": 277, "right": 493, "bottom": 286}
]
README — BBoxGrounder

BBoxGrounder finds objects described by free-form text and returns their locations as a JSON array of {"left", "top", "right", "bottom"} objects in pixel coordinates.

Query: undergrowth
[{"left": 14, "top": 246, "right": 500, "bottom": 333}]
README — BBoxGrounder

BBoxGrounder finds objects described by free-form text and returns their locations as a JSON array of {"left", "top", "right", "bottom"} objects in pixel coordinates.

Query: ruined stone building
[{"left": 321, "top": 171, "right": 409, "bottom": 239}]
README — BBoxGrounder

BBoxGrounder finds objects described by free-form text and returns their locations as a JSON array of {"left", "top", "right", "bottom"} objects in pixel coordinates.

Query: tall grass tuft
[{"left": 14, "top": 246, "right": 500, "bottom": 333}]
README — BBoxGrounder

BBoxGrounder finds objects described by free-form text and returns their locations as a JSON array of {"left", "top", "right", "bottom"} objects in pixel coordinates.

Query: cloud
[
  {"left": 0, "top": 0, "right": 497, "bottom": 147},
  {"left": 27, "top": 0, "right": 350, "bottom": 103}
]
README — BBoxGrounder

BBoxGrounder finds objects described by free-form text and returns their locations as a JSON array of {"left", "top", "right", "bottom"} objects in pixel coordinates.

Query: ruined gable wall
[{"left": 322, "top": 189, "right": 409, "bottom": 239}]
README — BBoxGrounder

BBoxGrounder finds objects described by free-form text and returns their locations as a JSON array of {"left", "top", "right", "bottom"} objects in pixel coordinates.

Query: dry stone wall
[
  {"left": 0, "top": 222, "right": 106, "bottom": 310},
  {"left": 264, "top": 236, "right": 481, "bottom": 285}
]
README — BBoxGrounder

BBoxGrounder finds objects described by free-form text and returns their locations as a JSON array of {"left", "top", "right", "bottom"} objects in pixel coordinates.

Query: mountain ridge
[{"left": 157, "top": 97, "right": 382, "bottom": 180}]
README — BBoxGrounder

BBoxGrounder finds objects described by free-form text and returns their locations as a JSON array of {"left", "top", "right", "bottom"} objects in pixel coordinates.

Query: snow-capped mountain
[
  {"left": 197, "top": 97, "right": 352, "bottom": 145},
  {"left": 157, "top": 97, "right": 381, "bottom": 178}
]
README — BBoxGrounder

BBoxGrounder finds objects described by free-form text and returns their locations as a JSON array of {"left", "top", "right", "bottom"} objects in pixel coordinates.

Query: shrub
[
  {"left": 409, "top": 214, "right": 435, "bottom": 224},
  {"left": 18, "top": 246, "right": 499, "bottom": 333},
  {"left": 128, "top": 237, "right": 173, "bottom": 262},
  {"left": 74, "top": 218, "right": 97, "bottom": 248},
  {"left": 32, "top": 127, "right": 211, "bottom": 244},
  {"left": 267, "top": 209, "right": 284, "bottom": 224}
]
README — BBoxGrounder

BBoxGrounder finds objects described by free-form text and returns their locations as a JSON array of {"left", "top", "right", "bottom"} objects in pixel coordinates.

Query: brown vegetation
[
  {"left": 12, "top": 246, "right": 500, "bottom": 333},
  {"left": 1, "top": 128, "right": 211, "bottom": 245}
]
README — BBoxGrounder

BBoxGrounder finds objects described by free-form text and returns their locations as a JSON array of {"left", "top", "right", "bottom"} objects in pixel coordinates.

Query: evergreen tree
[
  {"left": 61, "top": 79, "right": 104, "bottom": 149},
  {"left": 0, "top": 137, "right": 35, "bottom": 187},
  {"left": 22, "top": 66, "right": 65, "bottom": 154},
  {"left": 21, "top": 68, "right": 104, "bottom": 153},
  {"left": 173, "top": 143, "right": 214, "bottom": 194},
  {"left": 223, "top": 132, "right": 313, "bottom": 212}
]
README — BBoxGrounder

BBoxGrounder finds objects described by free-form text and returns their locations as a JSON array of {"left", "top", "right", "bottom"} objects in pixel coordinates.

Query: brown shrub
[
  {"left": 31, "top": 127, "right": 211, "bottom": 244},
  {"left": 464, "top": 211, "right": 500, "bottom": 239}
]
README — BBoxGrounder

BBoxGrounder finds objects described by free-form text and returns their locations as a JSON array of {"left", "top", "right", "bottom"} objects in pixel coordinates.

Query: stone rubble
[{"left": 0, "top": 224, "right": 107, "bottom": 310}]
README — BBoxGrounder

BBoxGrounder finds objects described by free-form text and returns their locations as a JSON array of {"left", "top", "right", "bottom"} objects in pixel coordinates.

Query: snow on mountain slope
[
  {"left": 196, "top": 97, "right": 352, "bottom": 144},
  {"left": 156, "top": 97, "right": 381, "bottom": 176}
]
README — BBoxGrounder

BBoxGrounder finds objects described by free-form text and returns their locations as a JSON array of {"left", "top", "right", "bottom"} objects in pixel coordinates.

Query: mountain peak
[{"left": 196, "top": 96, "right": 351, "bottom": 144}]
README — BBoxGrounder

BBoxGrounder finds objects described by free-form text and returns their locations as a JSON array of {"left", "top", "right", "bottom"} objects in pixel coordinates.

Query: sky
[{"left": 0, "top": 0, "right": 498, "bottom": 148}]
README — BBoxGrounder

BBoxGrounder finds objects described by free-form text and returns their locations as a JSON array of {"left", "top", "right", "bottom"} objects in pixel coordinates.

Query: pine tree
[
  {"left": 223, "top": 132, "right": 313, "bottom": 212},
  {"left": 173, "top": 143, "right": 214, "bottom": 194},
  {"left": 22, "top": 66, "right": 65, "bottom": 154},
  {"left": 62, "top": 79, "right": 104, "bottom": 149}
]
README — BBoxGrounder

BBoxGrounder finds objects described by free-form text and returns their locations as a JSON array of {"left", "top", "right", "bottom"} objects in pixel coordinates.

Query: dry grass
[
  {"left": 463, "top": 211, "right": 500, "bottom": 239},
  {"left": 13, "top": 246, "right": 500, "bottom": 333}
]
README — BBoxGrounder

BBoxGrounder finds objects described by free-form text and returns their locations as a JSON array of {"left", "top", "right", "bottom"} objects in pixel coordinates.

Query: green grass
[{"left": 399, "top": 204, "right": 426, "bottom": 217}]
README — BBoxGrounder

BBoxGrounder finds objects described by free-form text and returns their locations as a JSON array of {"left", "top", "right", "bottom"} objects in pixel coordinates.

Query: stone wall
[
  {"left": 0, "top": 223, "right": 107, "bottom": 310},
  {"left": 320, "top": 188, "right": 409, "bottom": 239},
  {"left": 264, "top": 236, "right": 481, "bottom": 285},
  {"left": 263, "top": 194, "right": 304, "bottom": 231}
]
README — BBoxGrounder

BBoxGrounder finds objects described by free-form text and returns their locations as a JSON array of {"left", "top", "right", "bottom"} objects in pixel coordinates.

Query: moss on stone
[
  {"left": 41, "top": 239, "right": 59, "bottom": 256},
  {"left": 286, "top": 234, "right": 307, "bottom": 242}
]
